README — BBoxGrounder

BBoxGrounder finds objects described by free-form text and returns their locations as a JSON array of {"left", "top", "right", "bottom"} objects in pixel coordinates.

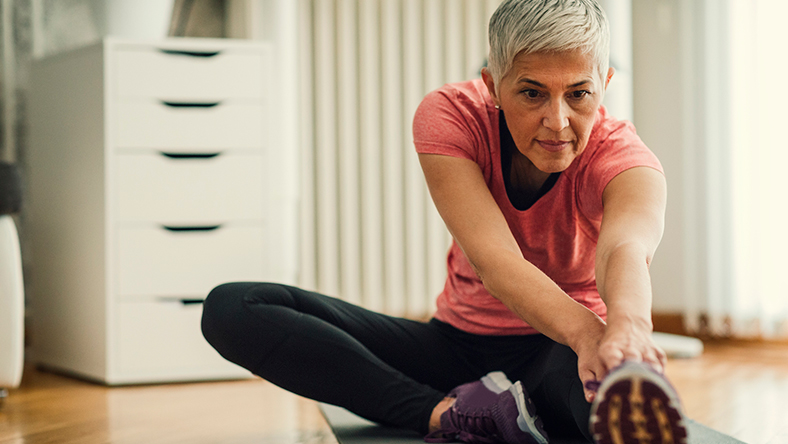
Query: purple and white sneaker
[
  {"left": 424, "top": 371, "right": 549, "bottom": 444},
  {"left": 589, "top": 361, "right": 687, "bottom": 444}
]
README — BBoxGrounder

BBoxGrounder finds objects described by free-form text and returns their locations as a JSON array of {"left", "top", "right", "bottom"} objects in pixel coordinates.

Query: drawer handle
[
  {"left": 159, "top": 49, "right": 221, "bottom": 58},
  {"left": 156, "top": 297, "right": 205, "bottom": 305},
  {"left": 162, "top": 225, "right": 222, "bottom": 232},
  {"left": 161, "top": 101, "right": 221, "bottom": 108},
  {"left": 160, "top": 152, "right": 222, "bottom": 160},
  {"left": 179, "top": 299, "right": 204, "bottom": 305}
]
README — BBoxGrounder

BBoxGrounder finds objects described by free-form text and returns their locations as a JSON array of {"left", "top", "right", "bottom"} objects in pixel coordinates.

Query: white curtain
[
  {"left": 727, "top": 0, "right": 788, "bottom": 338},
  {"left": 684, "top": 0, "right": 788, "bottom": 338}
]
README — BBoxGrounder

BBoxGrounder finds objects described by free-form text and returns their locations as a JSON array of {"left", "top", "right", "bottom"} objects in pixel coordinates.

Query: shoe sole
[
  {"left": 589, "top": 363, "right": 687, "bottom": 444},
  {"left": 510, "top": 381, "right": 550, "bottom": 444}
]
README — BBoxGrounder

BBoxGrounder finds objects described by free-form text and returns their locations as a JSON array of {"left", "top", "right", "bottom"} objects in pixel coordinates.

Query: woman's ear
[
  {"left": 481, "top": 67, "right": 500, "bottom": 108},
  {"left": 604, "top": 67, "right": 615, "bottom": 90}
]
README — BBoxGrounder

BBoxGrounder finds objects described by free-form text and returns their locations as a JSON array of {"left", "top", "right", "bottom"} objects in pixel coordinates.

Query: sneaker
[
  {"left": 589, "top": 361, "right": 688, "bottom": 444},
  {"left": 424, "top": 371, "right": 549, "bottom": 444}
]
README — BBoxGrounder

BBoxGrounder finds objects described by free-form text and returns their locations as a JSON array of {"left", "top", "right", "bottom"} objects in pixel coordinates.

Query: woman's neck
[
  {"left": 509, "top": 150, "right": 551, "bottom": 196},
  {"left": 498, "top": 110, "right": 560, "bottom": 211}
]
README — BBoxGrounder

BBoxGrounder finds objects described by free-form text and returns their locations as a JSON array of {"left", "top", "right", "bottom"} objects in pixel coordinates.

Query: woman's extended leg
[{"left": 201, "top": 282, "right": 476, "bottom": 434}]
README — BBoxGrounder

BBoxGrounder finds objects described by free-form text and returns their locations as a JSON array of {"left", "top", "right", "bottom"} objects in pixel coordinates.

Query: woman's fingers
[
  {"left": 656, "top": 345, "right": 667, "bottom": 365},
  {"left": 642, "top": 345, "right": 667, "bottom": 373},
  {"left": 598, "top": 340, "right": 626, "bottom": 370},
  {"left": 598, "top": 329, "right": 668, "bottom": 374},
  {"left": 579, "top": 366, "right": 603, "bottom": 402},
  {"left": 579, "top": 367, "right": 596, "bottom": 402},
  {"left": 578, "top": 350, "right": 608, "bottom": 403}
]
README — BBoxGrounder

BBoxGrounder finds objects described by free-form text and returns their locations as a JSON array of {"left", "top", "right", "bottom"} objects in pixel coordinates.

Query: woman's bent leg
[
  {"left": 201, "top": 282, "right": 454, "bottom": 434},
  {"left": 483, "top": 335, "right": 591, "bottom": 442},
  {"left": 518, "top": 340, "right": 593, "bottom": 442}
]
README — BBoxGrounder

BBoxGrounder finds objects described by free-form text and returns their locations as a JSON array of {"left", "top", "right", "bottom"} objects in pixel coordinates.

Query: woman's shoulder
[
  {"left": 573, "top": 106, "right": 663, "bottom": 219},
  {"left": 413, "top": 79, "right": 497, "bottom": 165},
  {"left": 419, "top": 78, "right": 494, "bottom": 113},
  {"left": 415, "top": 79, "right": 496, "bottom": 139},
  {"left": 588, "top": 107, "right": 638, "bottom": 146},
  {"left": 582, "top": 106, "right": 654, "bottom": 164}
]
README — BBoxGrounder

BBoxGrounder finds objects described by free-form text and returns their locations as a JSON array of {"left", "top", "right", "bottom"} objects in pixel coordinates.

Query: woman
[{"left": 201, "top": 1, "right": 687, "bottom": 443}]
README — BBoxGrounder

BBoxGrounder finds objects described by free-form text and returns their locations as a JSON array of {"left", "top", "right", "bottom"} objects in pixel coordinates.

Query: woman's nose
[{"left": 542, "top": 99, "right": 569, "bottom": 132}]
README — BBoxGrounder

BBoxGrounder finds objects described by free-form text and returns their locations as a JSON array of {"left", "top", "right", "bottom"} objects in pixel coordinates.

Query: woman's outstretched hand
[
  {"left": 598, "top": 319, "right": 666, "bottom": 374},
  {"left": 574, "top": 318, "right": 667, "bottom": 403},
  {"left": 571, "top": 319, "right": 607, "bottom": 403}
]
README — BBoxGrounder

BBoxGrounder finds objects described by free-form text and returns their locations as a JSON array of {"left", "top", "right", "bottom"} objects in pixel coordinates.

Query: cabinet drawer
[
  {"left": 115, "top": 47, "right": 265, "bottom": 100},
  {"left": 115, "top": 152, "right": 264, "bottom": 224},
  {"left": 116, "top": 225, "right": 267, "bottom": 298},
  {"left": 115, "top": 101, "right": 266, "bottom": 150},
  {"left": 114, "top": 300, "right": 251, "bottom": 383}
]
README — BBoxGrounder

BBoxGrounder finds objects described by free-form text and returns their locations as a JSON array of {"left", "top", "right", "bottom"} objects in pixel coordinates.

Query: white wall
[
  {"left": 598, "top": 0, "right": 633, "bottom": 122},
  {"left": 632, "top": 0, "right": 688, "bottom": 312}
]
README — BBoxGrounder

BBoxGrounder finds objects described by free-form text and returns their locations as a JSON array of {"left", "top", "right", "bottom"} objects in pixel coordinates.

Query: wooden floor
[
  {"left": 665, "top": 341, "right": 788, "bottom": 444},
  {"left": 2, "top": 341, "right": 787, "bottom": 444}
]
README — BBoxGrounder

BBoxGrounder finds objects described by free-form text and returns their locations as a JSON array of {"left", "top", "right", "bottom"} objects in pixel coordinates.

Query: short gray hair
[{"left": 488, "top": 0, "right": 610, "bottom": 89}]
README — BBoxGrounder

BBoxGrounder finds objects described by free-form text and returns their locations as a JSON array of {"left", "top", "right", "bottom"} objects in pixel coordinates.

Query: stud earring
[{"left": 495, "top": 104, "right": 500, "bottom": 110}]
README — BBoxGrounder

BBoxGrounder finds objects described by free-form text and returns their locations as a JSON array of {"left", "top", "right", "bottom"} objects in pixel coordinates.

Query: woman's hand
[
  {"left": 598, "top": 318, "right": 666, "bottom": 374},
  {"left": 569, "top": 317, "right": 607, "bottom": 403},
  {"left": 573, "top": 316, "right": 667, "bottom": 403}
]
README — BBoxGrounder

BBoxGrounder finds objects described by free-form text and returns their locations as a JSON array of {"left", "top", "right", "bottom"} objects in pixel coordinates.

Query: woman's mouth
[{"left": 537, "top": 140, "right": 571, "bottom": 153}]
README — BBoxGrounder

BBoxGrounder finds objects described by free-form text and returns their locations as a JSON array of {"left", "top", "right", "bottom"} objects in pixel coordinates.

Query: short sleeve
[
  {"left": 577, "top": 120, "right": 664, "bottom": 220},
  {"left": 412, "top": 85, "right": 492, "bottom": 163}
]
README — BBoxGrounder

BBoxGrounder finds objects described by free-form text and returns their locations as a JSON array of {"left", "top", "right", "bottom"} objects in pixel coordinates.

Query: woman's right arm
[{"left": 419, "top": 152, "right": 608, "bottom": 399}]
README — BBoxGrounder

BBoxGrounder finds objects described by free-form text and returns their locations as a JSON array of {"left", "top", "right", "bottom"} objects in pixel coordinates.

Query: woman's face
[{"left": 483, "top": 50, "right": 614, "bottom": 173}]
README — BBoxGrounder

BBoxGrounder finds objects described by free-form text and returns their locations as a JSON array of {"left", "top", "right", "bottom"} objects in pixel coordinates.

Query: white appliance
[
  {"left": 0, "top": 216, "right": 24, "bottom": 392},
  {"left": 0, "top": 162, "right": 24, "bottom": 399}
]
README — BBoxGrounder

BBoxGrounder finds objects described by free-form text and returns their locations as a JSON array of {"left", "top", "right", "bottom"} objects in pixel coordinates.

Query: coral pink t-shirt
[{"left": 413, "top": 79, "right": 663, "bottom": 336}]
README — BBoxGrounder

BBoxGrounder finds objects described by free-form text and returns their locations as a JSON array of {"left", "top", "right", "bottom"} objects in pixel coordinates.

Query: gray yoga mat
[{"left": 320, "top": 403, "right": 745, "bottom": 444}]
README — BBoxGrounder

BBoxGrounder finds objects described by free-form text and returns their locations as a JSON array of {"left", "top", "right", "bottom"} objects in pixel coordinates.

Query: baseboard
[
  {"left": 652, "top": 312, "right": 688, "bottom": 336},
  {"left": 651, "top": 312, "right": 788, "bottom": 344}
]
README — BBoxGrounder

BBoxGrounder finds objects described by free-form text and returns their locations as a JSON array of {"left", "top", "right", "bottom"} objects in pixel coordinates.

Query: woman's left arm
[{"left": 595, "top": 166, "right": 668, "bottom": 373}]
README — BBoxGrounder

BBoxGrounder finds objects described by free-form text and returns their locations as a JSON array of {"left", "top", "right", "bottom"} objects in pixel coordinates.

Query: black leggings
[{"left": 201, "top": 282, "right": 593, "bottom": 441}]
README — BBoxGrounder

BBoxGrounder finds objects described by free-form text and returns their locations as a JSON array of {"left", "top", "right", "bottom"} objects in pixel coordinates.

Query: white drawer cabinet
[
  {"left": 114, "top": 152, "right": 266, "bottom": 223},
  {"left": 115, "top": 47, "right": 265, "bottom": 100},
  {"left": 27, "top": 38, "right": 297, "bottom": 384},
  {"left": 115, "top": 300, "right": 235, "bottom": 380},
  {"left": 116, "top": 225, "right": 267, "bottom": 299},
  {"left": 115, "top": 101, "right": 267, "bottom": 150}
]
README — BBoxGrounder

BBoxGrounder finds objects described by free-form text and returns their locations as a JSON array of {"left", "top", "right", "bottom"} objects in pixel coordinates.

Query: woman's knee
[
  {"left": 201, "top": 283, "right": 248, "bottom": 349},
  {"left": 201, "top": 282, "right": 292, "bottom": 346},
  {"left": 203, "top": 281, "right": 283, "bottom": 317},
  {"left": 203, "top": 282, "right": 248, "bottom": 324},
  {"left": 201, "top": 282, "right": 307, "bottom": 373},
  {"left": 201, "top": 282, "right": 282, "bottom": 366}
]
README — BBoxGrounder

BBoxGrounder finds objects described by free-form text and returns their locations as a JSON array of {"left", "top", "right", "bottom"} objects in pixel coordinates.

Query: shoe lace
[{"left": 423, "top": 406, "right": 500, "bottom": 443}]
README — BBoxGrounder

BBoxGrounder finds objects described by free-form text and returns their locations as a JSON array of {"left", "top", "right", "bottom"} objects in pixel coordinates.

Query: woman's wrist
[
  {"left": 605, "top": 310, "right": 653, "bottom": 334},
  {"left": 565, "top": 312, "right": 607, "bottom": 354}
]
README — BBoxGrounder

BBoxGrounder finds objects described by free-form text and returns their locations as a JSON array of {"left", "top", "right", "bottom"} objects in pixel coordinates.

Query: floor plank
[
  {"left": 2, "top": 340, "right": 787, "bottom": 443},
  {"left": 0, "top": 368, "right": 337, "bottom": 444},
  {"left": 665, "top": 341, "right": 788, "bottom": 444}
]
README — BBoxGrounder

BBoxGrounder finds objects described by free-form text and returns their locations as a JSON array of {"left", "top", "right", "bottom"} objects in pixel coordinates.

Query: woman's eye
[
  {"left": 522, "top": 89, "right": 540, "bottom": 99},
  {"left": 571, "top": 90, "right": 590, "bottom": 99}
]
